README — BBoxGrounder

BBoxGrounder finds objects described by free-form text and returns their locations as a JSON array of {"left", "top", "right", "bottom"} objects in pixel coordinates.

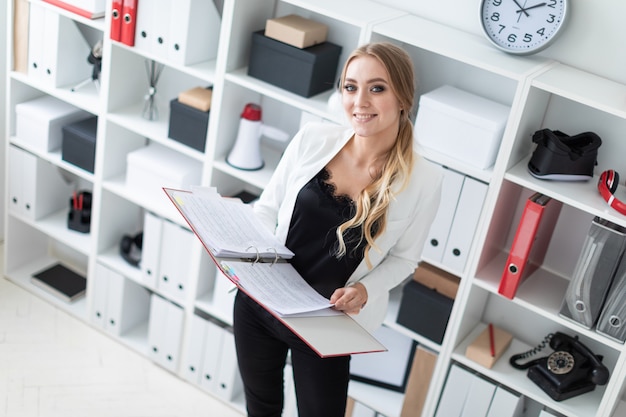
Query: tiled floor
[{"left": 0, "top": 245, "right": 244, "bottom": 417}]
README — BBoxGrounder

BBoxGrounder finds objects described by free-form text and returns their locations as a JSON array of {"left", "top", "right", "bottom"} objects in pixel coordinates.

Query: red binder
[
  {"left": 120, "top": 0, "right": 138, "bottom": 46},
  {"left": 498, "top": 192, "right": 562, "bottom": 299},
  {"left": 110, "top": 0, "right": 123, "bottom": 42}
]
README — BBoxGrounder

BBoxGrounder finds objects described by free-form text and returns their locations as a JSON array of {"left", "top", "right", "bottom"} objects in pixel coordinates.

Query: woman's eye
[
  {"left": 371, "top": 85, "right": 385, "bottom": 93},
  {"left": 344, "top": 84, "right": 356, "bottom": 92}
]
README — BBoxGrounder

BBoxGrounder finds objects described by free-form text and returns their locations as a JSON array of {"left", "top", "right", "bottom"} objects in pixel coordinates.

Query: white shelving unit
[{"left": 4, "top": 1, "right": 626, "bottom": 417}]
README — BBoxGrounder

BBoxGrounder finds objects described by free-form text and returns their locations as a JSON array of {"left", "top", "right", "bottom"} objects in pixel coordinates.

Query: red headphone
[{"left": 598, "top": 170, "right": 626, "bottom": 215}]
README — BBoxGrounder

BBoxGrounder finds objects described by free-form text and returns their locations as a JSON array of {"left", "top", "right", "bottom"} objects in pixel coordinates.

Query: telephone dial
[{"left": 509, "top": 332, "right": 609, "bottom": 401}]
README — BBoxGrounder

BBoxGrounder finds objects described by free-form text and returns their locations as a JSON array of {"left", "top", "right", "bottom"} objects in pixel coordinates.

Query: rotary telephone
[{"left": 509, "top": 332, "right": 609, "bottom": 401}]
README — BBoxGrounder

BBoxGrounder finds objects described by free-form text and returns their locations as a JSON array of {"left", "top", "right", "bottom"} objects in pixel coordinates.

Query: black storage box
[
  {"left": 62, "top": 116, "right": 98, "bottom": 173},
  {"left": 396, "top": 279, "right": 454, "bottom": 344},
  {"left": 248, "top": 30, "right": 342, "bottom": 98},
  {"left": 168, "top": 98, "right": 209, "bottom": 152}
]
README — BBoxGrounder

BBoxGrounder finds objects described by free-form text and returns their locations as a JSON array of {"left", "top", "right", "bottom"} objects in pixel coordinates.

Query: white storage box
[
  {"left": 126, "top": 143, "right": 202, "bottom": 194},
  {"left": 15, "top": 95, "right": 90, "bottom": 151},
  {"left": 414, "top": 85, "right": 510, "bottom": 169}
]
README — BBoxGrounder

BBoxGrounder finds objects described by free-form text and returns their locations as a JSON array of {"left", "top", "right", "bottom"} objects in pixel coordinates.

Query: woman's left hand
[{"left": 330, "top": 283, "right": 368, "bottom": 315}]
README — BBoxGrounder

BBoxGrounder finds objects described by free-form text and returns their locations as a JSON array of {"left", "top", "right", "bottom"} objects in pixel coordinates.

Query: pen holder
[{"left": 67, "top": 190, "right": 92, "bottom": 233}]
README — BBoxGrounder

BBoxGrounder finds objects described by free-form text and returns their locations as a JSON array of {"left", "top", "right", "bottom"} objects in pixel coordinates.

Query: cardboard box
[
  {"left": 126, "top": 143, "right": 202, "bottom": 194},
  {"left": 413, "top": 262, "right": 460, "bottom": 300},
  {"left": 168, "top": 98, "right": 209, "bottom": 152},
  {"left": 178, "top": 86, "right": 213, "bottom": 112},
  {"left": 397, "top": 279, "right": 453, "bottom": 344},
  {"left": 400, "top": 346, "right": 438, "bottom": 417},
  {"left": 415, "top": 85, "right": 510, "bottom": 169},
  {"left": 61, "top": 116, "right": 98, "bottom": 173},
  {"left": 465, "top": 324, "right": 513, "bottom": 369},
  {"left": 16, "top": 95, "right": 90, "bottom": 151},
  {"left": 248, "top": 30, "right": 341, "bottom": 98},
  {"left": 265, "top": 14, "right": 328, "bottom": 49}
]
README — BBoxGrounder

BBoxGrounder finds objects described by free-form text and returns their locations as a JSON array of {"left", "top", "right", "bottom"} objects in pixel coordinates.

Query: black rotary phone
[{"left": 509, "top": 332, "right": 610, "bottom": 401}]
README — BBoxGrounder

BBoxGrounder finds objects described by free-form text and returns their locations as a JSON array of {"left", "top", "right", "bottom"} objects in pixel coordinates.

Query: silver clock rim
[{"left": 479, "top": 0, "right": 569, "bottom": 56}]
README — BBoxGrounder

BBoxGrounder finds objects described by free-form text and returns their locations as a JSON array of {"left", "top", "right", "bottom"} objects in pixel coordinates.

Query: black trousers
[{"left": 233, "top": 291, "right": 350, "bottom": 417}]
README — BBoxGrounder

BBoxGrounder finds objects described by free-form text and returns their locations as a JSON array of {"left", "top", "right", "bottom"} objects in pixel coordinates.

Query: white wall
[{"left": 375, "top": 0, "right": 626, "bottom": 85}]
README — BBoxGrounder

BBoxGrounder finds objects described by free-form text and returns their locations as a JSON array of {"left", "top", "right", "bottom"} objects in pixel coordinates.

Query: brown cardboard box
[
  {"left": 465, "top": 324, "right": 513, "bottom": 369},
  {"left": 413, "top": 262, "right": 460, "bottom": 300},
  {"left": 178, "top": 87, "right": 213, "bottom": 112},
  {"left": 265, "top": 14, "right": 328, "bottom": 49},
  {"left": 400, "top": 346, "right": 438, "bottom": 417}
]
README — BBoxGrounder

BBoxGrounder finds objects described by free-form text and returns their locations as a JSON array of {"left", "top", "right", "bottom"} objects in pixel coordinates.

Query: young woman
[{"left": 233, "top": 42, "right": 443, "bottom": 417}]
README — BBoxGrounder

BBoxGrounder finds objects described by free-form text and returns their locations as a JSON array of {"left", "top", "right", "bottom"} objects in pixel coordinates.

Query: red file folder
[
  {"left": 110, "top": 0, "right": 123, "bottom": 42},
  {"left": 498, "top": 192, "right": 562, "bottom": 299},
  {"left": 120, "top": 0, "right": 138, "bottom": 46}
]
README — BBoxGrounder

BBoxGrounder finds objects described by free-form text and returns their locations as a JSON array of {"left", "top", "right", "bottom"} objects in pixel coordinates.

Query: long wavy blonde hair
[{"left": 335, "top": 42, "right": 417, "bottom": 268}]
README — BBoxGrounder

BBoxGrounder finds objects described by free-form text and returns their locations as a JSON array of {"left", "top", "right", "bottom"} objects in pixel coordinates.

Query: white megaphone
[{"left": 226, "top": 103, "right": 289, "bottom": 170}]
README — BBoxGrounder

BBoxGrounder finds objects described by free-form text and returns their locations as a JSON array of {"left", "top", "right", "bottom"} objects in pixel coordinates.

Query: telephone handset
[{"left": 509, "top": 332, "right": 609, "bottom": 401}]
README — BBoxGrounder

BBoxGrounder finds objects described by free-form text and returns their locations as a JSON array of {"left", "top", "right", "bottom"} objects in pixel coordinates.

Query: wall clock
[{"left": 480, "top": 0, "right": 569, "bottom": 55}]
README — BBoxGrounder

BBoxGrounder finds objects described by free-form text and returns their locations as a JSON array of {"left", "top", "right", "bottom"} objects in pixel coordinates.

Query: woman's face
[{"left": 342, "top": 55, "right": 402, "bottom": 144}]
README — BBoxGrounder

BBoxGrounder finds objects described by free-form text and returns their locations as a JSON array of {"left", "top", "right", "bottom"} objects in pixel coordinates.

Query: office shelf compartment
[
  {"left": 106, "top": 45, "right": 212, "bottom": 135},
  {"left": 4, "top": 218, "right": 89, "bottom": 319},
  {"left": 96, "top": 189, "right": 143, "bottom": 259},
  {"left": 210, "top": 81, "right": 302, "bottom": 190},
  {"left": 454, "top": 286, "right": 620, "bottom": 417}
]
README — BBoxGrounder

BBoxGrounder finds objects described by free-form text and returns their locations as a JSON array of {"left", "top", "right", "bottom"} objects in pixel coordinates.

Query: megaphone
[{"left": 226, "top": 103, "right": 289, "bottom": 170}]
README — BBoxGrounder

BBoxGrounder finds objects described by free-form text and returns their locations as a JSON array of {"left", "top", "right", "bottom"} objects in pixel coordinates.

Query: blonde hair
[{"left": 336, "top": 42, "right": 417, "bottom": 268}]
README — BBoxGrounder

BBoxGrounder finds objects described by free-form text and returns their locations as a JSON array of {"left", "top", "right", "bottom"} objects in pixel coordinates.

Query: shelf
[
  {"left": 37, "top": 0, "right": 106, "bottom": 31},
  {"left": 195, "top": 293, "right": 234, "bottom": 327},
  {"left": 475, "top": 251, "right": 626, "bottom": 350},
  {"left": 97, "top": 246, "right": 143, "bottom": 284},
  {"left": 281, "top": 0, "right": 404, "bottom": 27},
  {"left": 531, "top": 64, "right": 626, "bottom": 119},
  {"left": 107, "top": 103, "right": 206, "bottom": 161},
  {"left": 418, "top": 143, "right": 494, "bottom": 184},
  {"left": 102, "top": 174, "right": 184, "bottom": 223},
  {"left": 384, "top": 284, "right": 442, "bottom": 354},
  {"left": 110, "top": 41, "right": 219, "bottom": 84},
  {"left": 505, "top": 156, "right": 626, "bottom": 228},
  {"left": 454, "top": 324, "right": 608, "bottom": 417},
  {"left": 10, "top": 135, "right": 96, "bottom": 181},
  {"left": 348, "top": 380, "right": 404, "bottom": 417},
  {"left": 225, "top": 68, "right": 343, "bottom": 124},
  {"left": 5, "top": 255, "right": 88, "bottom": 320},
  {"left": 10, "top": 71, "right": 102, "bottom": 114},
  {"left": 212, "top": 143, "right": 283, "bottom": 191}
]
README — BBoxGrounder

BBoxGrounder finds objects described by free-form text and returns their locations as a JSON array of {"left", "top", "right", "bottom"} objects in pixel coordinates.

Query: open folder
[{"left": 164, "top": 186, "right": 386, "bottom": 357}]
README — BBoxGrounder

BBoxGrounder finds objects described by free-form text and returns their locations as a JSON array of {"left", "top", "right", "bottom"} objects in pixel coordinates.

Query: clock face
[{"left": 480, "top": 0, "right": 568, "bottom": 55}]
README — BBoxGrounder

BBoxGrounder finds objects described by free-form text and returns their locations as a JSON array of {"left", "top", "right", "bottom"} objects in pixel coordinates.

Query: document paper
[
  {"left": 221, "top": 260, "right": 339, "bottom": 317},
  {"left": 167, "top": 188, "right": 293, "bottom": 259}
]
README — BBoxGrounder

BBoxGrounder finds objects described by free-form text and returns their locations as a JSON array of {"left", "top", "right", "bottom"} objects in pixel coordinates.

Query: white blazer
[{"left": 253, "top": 122, "right": 443, "bottom": 332}]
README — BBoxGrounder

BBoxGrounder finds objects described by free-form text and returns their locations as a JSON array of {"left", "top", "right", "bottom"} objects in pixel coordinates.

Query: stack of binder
[
  {"left": 596, "top": 241, "right": 626, "bottom": 343},
  {"left": 559, "top": 217, "right": 626, "bottom": 330}
]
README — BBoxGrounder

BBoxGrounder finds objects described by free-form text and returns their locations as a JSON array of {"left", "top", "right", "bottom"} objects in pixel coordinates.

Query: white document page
[
  {"left": 166, "top": 188, "right": 294, "bottom": 259},
  {"left": 220, "top": 260, "right": 340, "bottom": 317}
]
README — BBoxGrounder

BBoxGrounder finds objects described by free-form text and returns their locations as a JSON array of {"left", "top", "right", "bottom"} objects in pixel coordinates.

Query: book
[
  {"left": 31, "top": 263, "right": 86, "bottom": 303},
  {"left": 498, "top": 192, "right": 562, "bottom": 299},
  {"left": 164, "top": 186, "right": 386, "bottom": 357}
]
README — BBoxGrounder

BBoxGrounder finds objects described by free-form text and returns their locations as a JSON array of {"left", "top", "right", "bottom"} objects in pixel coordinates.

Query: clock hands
[
  {"left": 512, "top": 0, "right": 530, "bottom": 17},
  {"left": 516, "top": 2, "right": 547, "bottom": 14}
]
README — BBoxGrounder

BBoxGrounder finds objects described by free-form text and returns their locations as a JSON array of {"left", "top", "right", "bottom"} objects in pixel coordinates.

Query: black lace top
[{"left": 285, "top": 168, "right": 366, "bottom": 298}]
